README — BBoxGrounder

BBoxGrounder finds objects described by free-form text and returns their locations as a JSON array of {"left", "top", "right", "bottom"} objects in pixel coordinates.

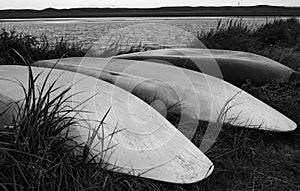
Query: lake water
[{"left": 0, "top": 17, "right": 293, "bottom": 50}]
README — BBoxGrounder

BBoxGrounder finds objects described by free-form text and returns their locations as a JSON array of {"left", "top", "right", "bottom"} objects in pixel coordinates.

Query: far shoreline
[{"left": 0, "top": 5, "right": 300, "bottom": 19}]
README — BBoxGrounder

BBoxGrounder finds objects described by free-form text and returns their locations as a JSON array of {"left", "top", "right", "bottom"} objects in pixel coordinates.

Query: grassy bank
[
  {"left": 197, "top": 18, "right": 300, "bottom": 71},
  {"left": 0, "top": 18, "right": 300, "bottom": 190},
  {"left": 0, "top": 28, "right": 87, "bottom": 65}
]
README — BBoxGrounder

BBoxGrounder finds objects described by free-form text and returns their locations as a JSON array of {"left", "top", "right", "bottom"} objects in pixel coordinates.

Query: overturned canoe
[
  {"left": 0, "top": 65, "right": 213, "bottom": 184},
  {"left": 33, "top": 57, "right": 297, "bottom": 134},
  {"left": 114, "top": 48, "right": 300, "bottom": 85}
]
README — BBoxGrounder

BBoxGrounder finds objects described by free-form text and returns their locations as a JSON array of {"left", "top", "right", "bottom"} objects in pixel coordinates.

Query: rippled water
[{"left": 0, "top": 17, "right": 290, "bottom": 49}]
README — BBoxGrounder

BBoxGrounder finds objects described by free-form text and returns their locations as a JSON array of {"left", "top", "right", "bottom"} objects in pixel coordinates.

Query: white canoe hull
[
  {"left": 0, "top": 65, "right": 213, "bottom": 184},
  {"left": 33, "top": 57, "right": 297, "bottom": 133}
]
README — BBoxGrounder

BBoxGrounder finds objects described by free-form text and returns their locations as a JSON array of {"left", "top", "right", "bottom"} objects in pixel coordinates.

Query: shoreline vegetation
[
  {"left": 0, "top": 5, "right": 300, "bottom": 19},
  {"left": 0, "top": 18, "right": 300, "bottom": 190}
]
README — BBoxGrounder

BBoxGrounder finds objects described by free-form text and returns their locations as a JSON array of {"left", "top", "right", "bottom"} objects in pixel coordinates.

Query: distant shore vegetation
[
  {"left": 0, "top": 17, "right": 299, "bottom": 190},
  {"left": 0, "top": 5, "right": 300, "bottom": 19}
]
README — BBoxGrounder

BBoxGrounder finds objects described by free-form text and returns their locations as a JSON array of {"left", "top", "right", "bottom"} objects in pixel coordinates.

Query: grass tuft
[
  {"left": 0, "top": 28, "right": 87, "bottom": 65},
  {"left": 196, "top": 17, "right": 300, "bottom": 70},
  {"left": 0, "top": 62, "right": 154, "bottom": 190},
  {"left": 197, "top": 19, "right": 256, "bottom": 52}
]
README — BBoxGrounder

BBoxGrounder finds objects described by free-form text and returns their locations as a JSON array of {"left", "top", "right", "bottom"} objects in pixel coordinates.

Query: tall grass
[
  {"left": 196, "top": 18, "right": 300, "bottom": 71},
  {"left": 197, "top": 17, "right": 300, "bottom": 51},
  {"left": 0, "top": 63, "right": 96, "bottom": 190},
  {"left": 0, "top": 63, "right": 161, "bottom": 190},
  {"left": 0, "top": 28, "right": 87, "bottom": 65},
  {"left": 255, "top": 18, "right": 300, "bottom": 50},
  {"left": 197, "top": 19, "right": 255, "bottom": 52}
]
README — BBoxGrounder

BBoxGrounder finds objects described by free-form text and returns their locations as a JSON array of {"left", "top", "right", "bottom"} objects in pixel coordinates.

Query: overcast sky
[{"left": 1, "top": 0, "right": 300, "bottom": 10}]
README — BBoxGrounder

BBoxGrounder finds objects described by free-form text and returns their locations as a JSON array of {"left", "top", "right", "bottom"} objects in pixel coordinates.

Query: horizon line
[{"left": 1, "top": 4, "right": 300, "bottom": 11}]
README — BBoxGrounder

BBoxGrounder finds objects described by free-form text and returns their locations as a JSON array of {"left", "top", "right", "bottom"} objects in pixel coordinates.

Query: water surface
[{"left": 0, "top": 17, "right": 293, "bottom": 49}]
